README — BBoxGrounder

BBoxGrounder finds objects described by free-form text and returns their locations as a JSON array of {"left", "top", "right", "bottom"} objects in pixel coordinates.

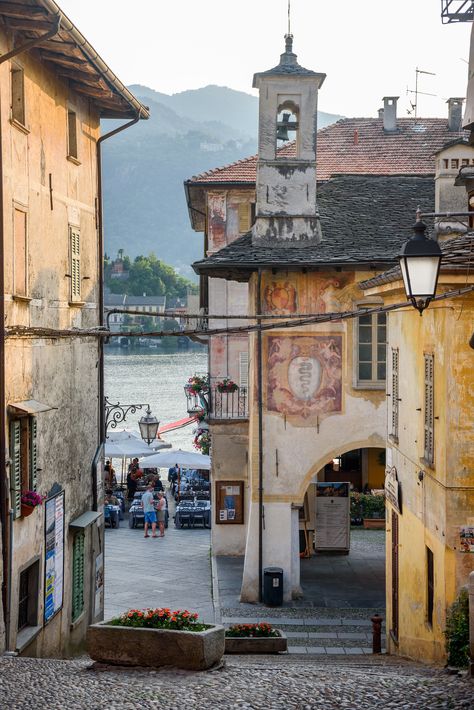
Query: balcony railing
[{"left": 210, "top": 385, "right": 248, "bottom": 420}]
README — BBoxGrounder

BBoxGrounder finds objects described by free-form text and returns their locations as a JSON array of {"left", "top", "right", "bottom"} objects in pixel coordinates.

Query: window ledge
[
  {"left": 353, "top": 382, "right": 385, "bottom": 391},
  {"left": 420, "top": 457, "right": 435, "bottom": 471},
  {"left": 12, "top": 295, "right": 31, "bottom": 303},
  {"left": 68, "top": 300, "right": 85, "bottom": 308},
  {"left": 16, "top": 625, "right": 42, "bottom": 653},
  {"left": 10, "top": 118, "right": 29, "bottom": 135},
  {"left": 70, "top": 610, "right": 86, "bottom": 631},
  {"left": 67, "top": 155, "right": 81, "bottom": 166}
]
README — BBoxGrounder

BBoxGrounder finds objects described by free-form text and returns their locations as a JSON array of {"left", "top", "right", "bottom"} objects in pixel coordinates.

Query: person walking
[
  {"left": 156, "top": 491, "right": 166, "bottom": 537},
  {"left": 142, "top": 484, "right": 158, "bottom": 538}
]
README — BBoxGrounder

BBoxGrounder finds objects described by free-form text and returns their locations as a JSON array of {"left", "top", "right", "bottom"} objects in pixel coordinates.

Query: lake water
[{"left": 104, "top": 346, "right": 207, "bottom": 450}]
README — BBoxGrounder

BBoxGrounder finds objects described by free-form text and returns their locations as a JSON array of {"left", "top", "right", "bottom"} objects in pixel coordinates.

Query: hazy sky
[{"left": 57, "top": 0, "right": 472, "bottom": 118}]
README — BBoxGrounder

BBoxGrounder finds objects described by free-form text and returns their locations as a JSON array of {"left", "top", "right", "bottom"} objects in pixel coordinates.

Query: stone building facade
[{"left": 0, "top": 0, "right": 148, "bottom": 656}]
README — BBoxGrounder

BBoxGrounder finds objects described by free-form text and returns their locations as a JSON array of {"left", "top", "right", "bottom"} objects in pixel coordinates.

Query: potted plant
[
  {"left": 87, "top": 607, "right": 225, "bottom": 670},
  {"left": 185, "top": 374, "right": 209, "bottom": 395},
  {"left": 21, "top": 490, "right": 44, "bottom": 518},
  {"left": 216, "top": 378, "right": 238, "bottom": 393},
  {"left": 225, "top": 623, "right": 287, "bottom": 654},
  {"left": 193, "top": 430, "right": 211, "bottom": 455},
  {"left": 361, "top": 494, "right": 386, "bottom": 529}
]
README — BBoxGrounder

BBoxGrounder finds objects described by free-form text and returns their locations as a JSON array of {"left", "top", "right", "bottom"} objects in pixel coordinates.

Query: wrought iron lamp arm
[{"left": 104, "top": 397, "right": 149, "bottom": 434}]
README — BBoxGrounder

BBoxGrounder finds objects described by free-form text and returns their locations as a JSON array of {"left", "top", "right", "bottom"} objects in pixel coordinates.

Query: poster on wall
[
  {"left": 215, "top": 481, "right": 244, "bottom": 524},
  {"left": 44, "top": 491, "right": 65, "bottom": 623},
  {"left": 459, "top": 526, "right": 474, "bottom": 553},
  {"left": 94, "top": 552, "right": 104, "bottom": 616},
  {"left": 315, "top": 482, "right": 350, "bottom": 552}
]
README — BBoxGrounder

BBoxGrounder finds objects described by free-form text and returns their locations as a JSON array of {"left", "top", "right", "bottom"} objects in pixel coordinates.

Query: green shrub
[
  {"left": 225, "top": 623, "right": 280, "bottom": 638},
  {"left": 350, "top": 493, "right": 385, "bottom": 519},
  {"left": 445, "top": 589, "right": 469, "bottom": 668}
]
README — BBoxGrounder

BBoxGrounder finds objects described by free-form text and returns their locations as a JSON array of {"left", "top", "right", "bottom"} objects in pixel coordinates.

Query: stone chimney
[
  {"left": 447, "top": 97, "right": 464, "bottom": 132},
  {"left": 382, "top": 96, "right": 399, "bottom": 132}
]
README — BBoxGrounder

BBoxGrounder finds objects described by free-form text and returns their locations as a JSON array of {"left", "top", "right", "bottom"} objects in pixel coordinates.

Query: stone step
[
  {"left": 287, "top": 646, "right": 386, "bottom": 655},
  {"left": 222, "top": 616, "right": 384, "bottom": 628}
]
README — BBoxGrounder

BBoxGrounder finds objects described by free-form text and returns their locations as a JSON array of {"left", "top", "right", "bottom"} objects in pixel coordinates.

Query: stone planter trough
[
  {"left": 363, "top": 518, "right": 385, "bottom": 530},
  {"left": 87, "top": 621, "right": 225, "bottom": 670},
  {"left": 225, "top": 631, "right": 287, "bottom": 654}
]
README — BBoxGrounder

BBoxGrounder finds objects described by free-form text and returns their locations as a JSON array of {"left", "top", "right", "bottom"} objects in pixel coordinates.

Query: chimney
[
  {"left": 447, "top": 97, "right": 464, "bottom": 132},
  {"left": 382, "top": 96, "right": 399, "bottom": 132},
  {"left": 378, "top": 108, "right": 384, "bottom": 119}
]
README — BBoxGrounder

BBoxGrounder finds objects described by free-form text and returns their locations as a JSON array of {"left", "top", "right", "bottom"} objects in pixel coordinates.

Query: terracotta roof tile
[{"left": 188, "top": 118, "right": 467, "bottom": 184}]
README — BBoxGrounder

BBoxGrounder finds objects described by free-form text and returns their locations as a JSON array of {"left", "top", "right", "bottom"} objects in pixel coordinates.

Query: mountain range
[{"left": 102, "top": 85, "right": 342, "bottom": 277}]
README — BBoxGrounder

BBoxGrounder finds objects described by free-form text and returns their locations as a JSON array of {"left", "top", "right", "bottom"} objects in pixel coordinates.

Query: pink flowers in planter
[
  {"left": 21, "top": 490, "right": 44, "bottom": 508},
  {"left": 216, "top": 378, "right": 238, "bottom": 393}
]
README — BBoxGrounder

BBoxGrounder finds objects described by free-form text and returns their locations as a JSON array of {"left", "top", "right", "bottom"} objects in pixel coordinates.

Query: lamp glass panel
[{"left": 404, "top": 256, "right": 440, "bottom": 297}]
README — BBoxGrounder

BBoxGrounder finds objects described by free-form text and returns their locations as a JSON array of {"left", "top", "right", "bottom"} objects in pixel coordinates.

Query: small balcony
[{"left": 209, "top": 384, "right": 248, "bottom": 420}]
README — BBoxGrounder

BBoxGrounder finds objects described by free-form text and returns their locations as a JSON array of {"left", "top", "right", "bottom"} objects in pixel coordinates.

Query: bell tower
[{"left": 251, "top": 35, "right": 326, "bottom": 246}]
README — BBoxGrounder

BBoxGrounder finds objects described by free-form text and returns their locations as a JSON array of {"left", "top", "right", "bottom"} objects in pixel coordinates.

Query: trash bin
[{"left": 263, "top": 567, "right": 283, "bottom": 606}]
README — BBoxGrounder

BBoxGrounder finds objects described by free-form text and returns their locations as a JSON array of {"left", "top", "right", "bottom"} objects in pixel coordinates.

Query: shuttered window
[
  {"left": 238, "top": 203, "right": 251, "bottom": 233},
  {"left": 13, "top": 208, "right": 28, "bottom": 298},
  {"left": 72, "top": 532, "right": 85, "bottom": 622},
  {"left": 67, "top": 110, "right": 78, "bottom": 159},
  {"left": 239, "top": 351, "right": 249, "bottom": 391},
  {"left": 69, "top": 226, "right": 81, "bottom": 301},
  {"left": 391, "top": 348, "right": 399, "bottom": 441},
  {"left": 29, "top": 417, "right": 38, "bottom": 492},
  {"left": 11, "top": 63, "right": 25, "bottom": 125},
  {"left": 10, "top": 421, "right": 22, "bottom": 518},
  {"left": 423, "top": 354, "right": 434, "bottom": 466},
  {"left": 427, "top": 547, "right": 434, "bottom": 627},
  {"left": 356, "top": 311, "right": 386, "bottom": 386}
]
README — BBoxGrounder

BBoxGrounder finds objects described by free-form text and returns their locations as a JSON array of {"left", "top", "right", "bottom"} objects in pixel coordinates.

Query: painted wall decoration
[
  {"left": 266, "top": 335, "right": 343, "bottom": 425},
  {"left": 262, "top": 272, "right": 354, "bottom": 315},
  {"left": 264, "top": 279, "right": 298, "bottom": 314},
  {"left": 207, "top": 192, "right": 227, "bottom": 250}
]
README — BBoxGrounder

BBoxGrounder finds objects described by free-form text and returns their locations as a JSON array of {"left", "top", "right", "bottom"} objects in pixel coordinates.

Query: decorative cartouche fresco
[
  {"left": 265, "top": 334, "right": 343, "bottom": 426},
  {"left": 262, "top": 273, "right": 354, "bottom": 315}
]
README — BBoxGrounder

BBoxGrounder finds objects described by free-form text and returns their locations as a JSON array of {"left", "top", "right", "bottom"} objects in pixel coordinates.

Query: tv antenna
[{"left": 406, "top": 67, "right": 436, "bottom": 119}]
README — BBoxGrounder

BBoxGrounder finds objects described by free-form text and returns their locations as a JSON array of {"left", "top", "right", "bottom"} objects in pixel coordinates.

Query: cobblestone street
[{"left": 0, "top": 654, "right": 471, "bottom": 709}]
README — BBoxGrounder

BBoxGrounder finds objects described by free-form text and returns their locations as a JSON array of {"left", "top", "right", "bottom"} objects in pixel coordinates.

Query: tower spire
[{"left": 288, "top": 0, "right": 291, "bottom": 36}]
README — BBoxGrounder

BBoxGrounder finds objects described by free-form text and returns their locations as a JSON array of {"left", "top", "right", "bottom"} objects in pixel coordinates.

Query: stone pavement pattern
[
  {"left": 0, "top": 655, "right": 471, "bottom": 709},
  {"left": 104, "top": 494, "right": 214, "bottom": 622}
]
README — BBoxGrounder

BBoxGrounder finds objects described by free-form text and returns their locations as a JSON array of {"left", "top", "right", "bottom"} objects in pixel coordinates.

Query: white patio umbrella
[
  {"left": 104, "top": 438, "right": 171, "bottom": 458},
  {"left": 138, "top": 448, "right": 211, "bottom": 470}
]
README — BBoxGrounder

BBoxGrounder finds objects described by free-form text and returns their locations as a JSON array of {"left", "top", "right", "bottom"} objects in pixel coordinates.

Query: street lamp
[
  {"left": 398, "top": 215, "right": 442, "bottom": 315},
  {"left": 138, "top": 405, "right": 160, "bottom": 445}
]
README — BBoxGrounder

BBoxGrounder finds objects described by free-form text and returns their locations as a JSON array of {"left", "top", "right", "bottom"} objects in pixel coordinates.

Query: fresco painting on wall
[
  {"left": 262, "top": 273, "right": 354, "bottom": 315},
  {"left": 208, "top": 192, "right": 226, "bottom": 250},
  {"left": 266, "top": 334, "right": 343, "bottom": 426},
  {"left": 264, "top": 279, "right": 298, "bottom": 314}
]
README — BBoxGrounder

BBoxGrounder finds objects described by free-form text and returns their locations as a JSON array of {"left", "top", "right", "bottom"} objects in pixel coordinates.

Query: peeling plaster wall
[
  {"left": 1, "top": 28, "right": 101, "bottom": 656},
  {"left": 435, "top": 143, "right": 474, "bottom": 214},
  {"left": 379, "top": 283, "right": 474, "bottom": 665}
]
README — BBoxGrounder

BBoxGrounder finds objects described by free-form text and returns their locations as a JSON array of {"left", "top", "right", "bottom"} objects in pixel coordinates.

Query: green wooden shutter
[
  {"left": 72, "top": 532, "right": 85, "bottom": 621},
  {"left": 29, "top": 417, "right": 37, "bottom": 491},
  {"left": 10, "top": 421, "right": 21, "bottom": 518},
  {"left": 70, "top": 227, "right": 81, "bottom": 301}
]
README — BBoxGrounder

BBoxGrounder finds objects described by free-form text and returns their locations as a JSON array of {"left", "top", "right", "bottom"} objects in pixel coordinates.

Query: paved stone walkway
[
  {"left": 104, "top": 492, "right": 214, "bottom": 623},
  {"left": 0, "top": 655, "right": 471, "bottom": 709}
]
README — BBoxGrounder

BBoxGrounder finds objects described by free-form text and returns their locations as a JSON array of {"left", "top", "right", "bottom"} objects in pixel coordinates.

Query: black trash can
[{"left": 263, "top": 567, "right": 283, "bottom": 606}]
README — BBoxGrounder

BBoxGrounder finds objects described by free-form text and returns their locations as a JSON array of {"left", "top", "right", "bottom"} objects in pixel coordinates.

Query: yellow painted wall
[{"left": 367, "top": 448, "right": 385, "bottom": 488}]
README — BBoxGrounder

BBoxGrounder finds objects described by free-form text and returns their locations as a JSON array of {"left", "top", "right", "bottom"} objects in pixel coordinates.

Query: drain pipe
[
  {"left": 257, "top": 269, "right": 264, "bottom": 602},
  {"left": 92, "top": 112, "right": 142, "bottom": 510}
]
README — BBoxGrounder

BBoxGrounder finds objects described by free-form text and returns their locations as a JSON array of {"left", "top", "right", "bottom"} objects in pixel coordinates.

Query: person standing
[
  {"left": 156, "top": 492, "right": 166, "bottom": 537},
  {"left": 142, "top": 484, "right": 157, "bottom": 538}
]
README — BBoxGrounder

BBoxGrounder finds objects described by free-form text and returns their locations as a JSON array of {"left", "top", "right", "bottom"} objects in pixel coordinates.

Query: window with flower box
[{"left": 10, "top": 417, "right": 38, "bottom": 518}]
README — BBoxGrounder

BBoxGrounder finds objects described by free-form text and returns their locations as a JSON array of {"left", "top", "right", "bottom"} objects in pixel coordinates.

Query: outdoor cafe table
[{"left": 174, "top": 504, "right": 211, "bottom": 528}]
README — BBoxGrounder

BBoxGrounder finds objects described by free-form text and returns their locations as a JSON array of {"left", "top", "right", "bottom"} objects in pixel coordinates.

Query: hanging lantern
[
  {"left": 398, "top": 217, "right": 442, "bottom": 315},
  {"left": 138, "top": 406, "right": 159, "bottom": 445}
]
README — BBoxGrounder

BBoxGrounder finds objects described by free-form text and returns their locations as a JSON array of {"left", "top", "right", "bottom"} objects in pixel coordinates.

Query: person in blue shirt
[{"left": 142, "top": 484, "right": 157, "bottom": 538}]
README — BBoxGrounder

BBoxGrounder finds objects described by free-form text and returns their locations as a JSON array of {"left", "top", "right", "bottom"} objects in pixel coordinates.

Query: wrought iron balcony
[
  {"left": 441, "top": 0, "right": 474, "bottom": 23},
  {"left": 209, "top": 384, "right": 248, "bottom": 420}
]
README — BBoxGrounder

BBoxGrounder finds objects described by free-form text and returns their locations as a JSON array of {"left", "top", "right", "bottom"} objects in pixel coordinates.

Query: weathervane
[{"left": 288, "top": 0, "right": 291, "bottom": 35}]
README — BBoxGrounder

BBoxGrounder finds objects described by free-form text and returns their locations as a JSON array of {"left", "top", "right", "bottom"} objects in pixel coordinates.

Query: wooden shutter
[
  {"left": 238, "top": 203, "right": 251, "bottom": 233},
  {"left": 72, "top": 532, "right": 85, "bottom": 621},
  {"left": 239, "top": 351, "right": 249, "bottom": 390},
  {"left": 70, "top": 227, "right": 81, "bottom": 301},
  {"left": 29, "top": 417, "right": 37, "bottom": 491},
  {"left": 424, "top": 354, "right": 434, "bottom": 465},
  {"left": 427, "top": 547, "right": 434, "bottom": 626},
  {"left": 10, "top": 420, "right": 21, "bottom": 518},
  {"left": 391, "top": 348, "right": 399, "bottom": 440}
]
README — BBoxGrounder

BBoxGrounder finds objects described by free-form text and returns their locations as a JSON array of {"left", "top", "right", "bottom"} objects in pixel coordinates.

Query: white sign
[
  {"left": 44, "top": 491, "right": 65, "bottom": 623},
  {"left": 385, "top": 466, "right": 401, "bottom": 514},
  {"left": 315, "top": 482, "right": 350, "bottom": 552}
]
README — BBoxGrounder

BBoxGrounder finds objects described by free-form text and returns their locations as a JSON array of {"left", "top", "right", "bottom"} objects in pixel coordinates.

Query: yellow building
[
  {"left": 361, "top": 228, "right": 474, "bottom": 664},
  {"left": 0, "top": 1, "right": 148, "bottom": 656}
]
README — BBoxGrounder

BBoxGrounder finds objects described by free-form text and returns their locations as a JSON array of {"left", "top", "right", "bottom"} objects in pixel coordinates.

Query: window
[
  {"left": 10, "top": 417, "right": 38, "bottom": 519},
  {"left": 18, "top": 561, "right": 39, "bottom": 632},
  {"left": 11, "top": 64, "right": 25, "bottom": 126},
  {"left": 426, "top": 547, "right": 434, "bottom": 626},
  {"left": 67, "top": 110, "right": 78, "bottom": 160},
  {"left": 450, "top": 158, "right": 459, "bottom": 169},
  {"left": 72, "top": 532, "right": 85, "bottom": 622},
  {"left": 442, "top": 159, "right": 449, "bottom": 169},
  {"left": 69, "top": 226, "right": 81, "bottom": 302},
  {"left": 13, "top": 208, "right": 28, "bottom": 297},
  {"left": 238, "top": 202, "right": 251, "bottom": 234},
  {"left": 423, "top": 354, "right": 434, "bottom": 466},
  {"left": 356, "top": 311, "right": 386, "bottom": 386},
  {"left": 239, "top": 351, "right": 249, "bottom": 391},
  {"left": 276, "top": 100, "right": 299, "bottom": 150},
  {"left": 391, "top": 348, "right": 399, "bottom": 441},
  {"left": 462, "top": 158, "right": 470, "bottom": 166}
]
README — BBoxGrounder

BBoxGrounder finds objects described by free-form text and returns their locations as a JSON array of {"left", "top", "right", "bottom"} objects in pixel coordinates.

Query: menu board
[
  {"left": 44, "top": 491, "right": 65, "bottom": 623},
  {"left": 315, "top": 482, "right": 350, "bottom": 552}
]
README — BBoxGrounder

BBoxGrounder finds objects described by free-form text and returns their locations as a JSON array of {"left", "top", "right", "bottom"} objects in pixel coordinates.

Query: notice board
[
  {"left": 44, "top": 491, "right": 65, "bottom": 623},
  {"left": 315, "top": 482, "right": 350, "bottom": 552},
  {"left": 215, "top": 481, "right": 244, "bottom": 524}
]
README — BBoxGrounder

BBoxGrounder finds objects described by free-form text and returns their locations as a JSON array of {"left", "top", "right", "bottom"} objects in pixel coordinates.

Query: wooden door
[{"left": 391, "top": 510, "right": 399, "bottom": 641}]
